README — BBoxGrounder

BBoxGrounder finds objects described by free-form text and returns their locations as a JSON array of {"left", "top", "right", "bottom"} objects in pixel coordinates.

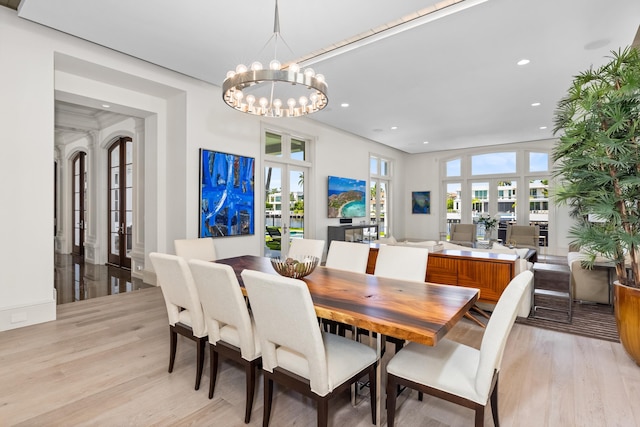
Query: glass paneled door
[
  {"left": 107, "top": 137, "right": 132, "bottom": 269},
  {"left": 264, "top": 162, "right": 307, "bottom": 257},
  {"left": 72, "top": 152, "right": 87, "bottom": 256}
]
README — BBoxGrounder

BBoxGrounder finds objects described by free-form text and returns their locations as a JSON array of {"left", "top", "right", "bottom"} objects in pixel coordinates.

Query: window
[
  {"left": 370, "top": 155, "right": 391, "bottom": 237},
  {"left": 471, "top": 152, "right": 516, "bottom": 175},
  {"left": 446, "top": 158, "right": 461, "bottom": 177},
  {"left": 442, "top": 148, "right": 550, "bottom": 246},
  {"left": 263, "top": 128, "right": 313, "bottom": 255}
]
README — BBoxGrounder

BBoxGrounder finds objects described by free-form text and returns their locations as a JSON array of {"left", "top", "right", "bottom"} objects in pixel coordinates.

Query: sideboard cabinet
[{"left": 367, "top": 246, "right": 517, "bottom": 304}]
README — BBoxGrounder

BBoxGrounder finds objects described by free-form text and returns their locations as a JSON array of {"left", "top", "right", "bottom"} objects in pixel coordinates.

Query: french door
[
  {"left": 264, "top": 162, "right": 308, "bottom": 256},
  {"left": 72, "top": 152, "right": 87, "bottom": 256},
  {"left": 107, "top": 137, "right": 132, "bottom": 269}
]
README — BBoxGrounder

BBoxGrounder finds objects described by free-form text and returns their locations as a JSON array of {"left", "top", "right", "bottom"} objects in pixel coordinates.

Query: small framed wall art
[{"left": 411, "top": 191, "right": 430, "bottom": 214}]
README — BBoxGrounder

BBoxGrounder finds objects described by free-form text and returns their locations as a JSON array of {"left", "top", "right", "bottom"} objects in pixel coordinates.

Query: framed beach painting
[
  {"left": 199, "top": 149, "right": 255, "bottom": 237},
  {"left": 327, "top": 175, "right": 367, "bottom": 218},
  {"left": 412, "top": 191, "right": 430, "bottom": 214}
]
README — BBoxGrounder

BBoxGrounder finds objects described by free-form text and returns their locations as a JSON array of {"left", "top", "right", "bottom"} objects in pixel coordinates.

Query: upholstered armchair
[
  {"left": 505, "top": 225, "right": 540, "bottom": 249},
  {"left": 449, "top": 223, "right": 477, "bottom": 248}
]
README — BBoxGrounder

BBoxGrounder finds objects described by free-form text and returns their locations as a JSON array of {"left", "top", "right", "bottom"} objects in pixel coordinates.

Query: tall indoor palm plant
[{"left": 553, "top": 46, "right": 640, "bottom": 363}]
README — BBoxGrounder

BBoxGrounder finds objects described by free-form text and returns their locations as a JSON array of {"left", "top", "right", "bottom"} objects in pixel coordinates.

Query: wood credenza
[{"left": 367, "top": 246, "right": 518, "bottom": 304}]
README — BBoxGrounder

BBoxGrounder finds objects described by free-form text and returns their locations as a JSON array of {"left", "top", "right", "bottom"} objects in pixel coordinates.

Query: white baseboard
[{"left": 0, "top": 297, "right": 56, "bottom": 331}]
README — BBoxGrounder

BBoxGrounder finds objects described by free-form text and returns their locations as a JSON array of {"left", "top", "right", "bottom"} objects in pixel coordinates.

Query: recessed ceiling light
[
  {"left": 423, "top": 141, "right": 429, "bottom": 144},
  {"left": 102, "top": 104, "right": 110, "bottom": 108},
  {"left": 539, "top": 126, "right": 547, "bottom": 130},
  {"left": 517, "top": 59, "right": 530, "bottom": 66},
  {"left": 391, "top": 126, "right": 398, "bottom": 130},
  {"left": 341, "top": 103, "right": 349, "bottom": 107},
  {"left": 531, "top": 102, "right": 541, "bottom": 107}
]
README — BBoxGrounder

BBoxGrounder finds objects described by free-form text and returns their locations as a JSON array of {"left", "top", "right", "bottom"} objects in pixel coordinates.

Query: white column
[{"left": 131, "top": 118, "right": 146, "bottom": 278}]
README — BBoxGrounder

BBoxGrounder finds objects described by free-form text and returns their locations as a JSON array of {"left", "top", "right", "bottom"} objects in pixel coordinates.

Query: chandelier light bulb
[
  {"left": 287, "top": 98, "right": 296, "bottom": 108},
  {"left": 236, "top": 64, "right": 248, "bottom": 74},
  {"left": 303, "top": 68, "right": 315, "bottom": 78},
  {"left": 315, "top": 74, "right": 325, "bottom": 83},
  {"left": 250, "top": 61, "right": 263, "bottom": 71},
  {"left": 234, "top": 90, "right": 244, "bottom": 101},
  {"left": 299, "top": 96, "right": 308, "bottom": 107},
  {"left": 259, "top": 97, "right": 269, "bottom": 108},
  {"left": 246, "top": 94, "right": 256, "bottom": 106},
  {"left": 273, "top": 99, "right": 282, "bottom": 108},
  {"left": 269, "top": 59, "right": 281, "bottom": 70},
  {"left": 226, "top": 70, "right": 236, "bottom": 79},
  {"left": 289, "top": 63, "right": 300, "bottom": 73}
]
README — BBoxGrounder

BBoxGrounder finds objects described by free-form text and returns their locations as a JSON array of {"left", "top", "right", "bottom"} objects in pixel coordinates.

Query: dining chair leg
[
  {"left": 168, "top": 327, "right": 177, "bottom": 373},
  {"left": 317, "top": 398, "right": 329, "bottom": 427},
  {"left": 244, "top": 361, "right": 257, "bottom": 423},
  {"left": 474, "top": 406, "right": 485, "bottom": 427},
  {"left": 490, "top": 377, "right": 500, "bottom": 427},
  {"left": 369, "top": 365, "right": 377, "bottom": 425},
  {"left": 386, "top": 374, "right": 397, "bottom": 427},
  {"left": 264, "top": 376, "right": 274, "bottom": 427},
  {"left": 195, "top": 337, "right": 206, "bottom": 390},
  {"left": 208, "top": 345, "right": 219, "bottom": 399}
]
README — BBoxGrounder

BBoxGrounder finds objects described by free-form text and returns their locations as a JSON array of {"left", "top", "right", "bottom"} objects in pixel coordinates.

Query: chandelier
[{"left": 222, "top": 0, "right": 329, "bottom": 118}]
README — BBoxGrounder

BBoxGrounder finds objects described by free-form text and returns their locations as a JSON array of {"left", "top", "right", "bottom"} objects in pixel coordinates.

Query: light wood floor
[{"left": 1, "top": 286, "right": 639, "bottom": 427}]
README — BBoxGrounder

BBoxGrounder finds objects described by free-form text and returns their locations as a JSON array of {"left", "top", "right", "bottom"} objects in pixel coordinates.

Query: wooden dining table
[{"left": 215, "top": 255, "right": 480, "bottom": 424}]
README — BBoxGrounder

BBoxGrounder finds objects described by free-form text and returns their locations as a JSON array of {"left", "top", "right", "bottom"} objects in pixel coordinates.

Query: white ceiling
[{"left": 17, "top": 0, "right": 640, "bottom": 153}]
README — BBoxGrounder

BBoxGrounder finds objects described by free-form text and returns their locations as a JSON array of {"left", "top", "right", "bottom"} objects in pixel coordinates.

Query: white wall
[{"left": 0, "top": 8, "right": 407, "bottom": 330}]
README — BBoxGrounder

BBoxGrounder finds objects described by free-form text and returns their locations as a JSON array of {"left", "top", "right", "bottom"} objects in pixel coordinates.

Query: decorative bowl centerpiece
[{"left": 270, "top": 255, "right": 319, "bottom": 279}]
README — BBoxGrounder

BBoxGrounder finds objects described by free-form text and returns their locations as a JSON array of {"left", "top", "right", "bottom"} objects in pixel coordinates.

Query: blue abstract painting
[{"left": 199, "top": 149, "right": 254, "bottom": 237}]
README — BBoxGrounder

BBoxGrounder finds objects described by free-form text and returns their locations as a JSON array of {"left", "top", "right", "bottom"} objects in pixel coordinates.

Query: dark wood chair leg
[
  {"left": 369, "top": 365, "right": 377, "bottom": 425},
  {"left": 475, "top": 406, "right": 485, "bottom": 427},
  {"left": 491, "top": 378, "right": 499, "bottom": 427},
  {"left": 264, "top": 377, "right": 273, "bottom": 427},
  {"left": 386, "top": 374, "right": 397, "bottom": 427},
  {"left": 418, "top": 391, "right": 423, "bottom": 401},
  {"left": 244, "top": 361, "right": 257, "bottom": 423},
  {"left": 168, "top": 328, "right": 177, "bottom": 373},
  {"left": 317, "top": 398, "right": 329, "bottom": 427},
  {"left": 195, "top": 337, "right": 206, "bottom": 390},
  {"left": 208, "top": 345, "right": 219, "bottom": 399}
]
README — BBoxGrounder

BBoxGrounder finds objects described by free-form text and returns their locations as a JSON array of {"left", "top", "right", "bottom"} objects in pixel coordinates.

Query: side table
[{"left": 532, "top": 263, "right": 572, "bottom": 323}]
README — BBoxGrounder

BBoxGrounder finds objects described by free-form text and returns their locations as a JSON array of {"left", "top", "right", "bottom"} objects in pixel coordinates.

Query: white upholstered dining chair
[
  {"left": 287, "top": 238, "right": 325, "bottom": 262},
  {"left": 385, "top": 270, "right": 533, "bottom": 427},
  {"left": 241, "top": 269, "right": 378, "bottom": 427},
  {"left": 324, "top": 240, "right": 371, "bottom": 273},
  {"left": 174, "top": 237, "right": 217, "bottom": 262},
  {"left": 372, "top": 245, "right": 430, "bottom": 352},
  {"left": 188, "top": 260, "right": 261, "bottom": 424},
  {"left": 149, "top": 252, "right": 208, "bottom": 390},
  {"left": 374, "top": 244, "right": 429, "bottom": 282}
]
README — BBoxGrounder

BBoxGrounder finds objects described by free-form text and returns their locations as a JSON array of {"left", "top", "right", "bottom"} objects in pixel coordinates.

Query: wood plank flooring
[{"left": 1, "top": 286, "right": 639, "bottom": 426}]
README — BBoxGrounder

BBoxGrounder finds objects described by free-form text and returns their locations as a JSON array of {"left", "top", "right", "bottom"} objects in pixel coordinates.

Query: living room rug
[{"left": 516, "top": 296, "right": 619, "bottom": 343}]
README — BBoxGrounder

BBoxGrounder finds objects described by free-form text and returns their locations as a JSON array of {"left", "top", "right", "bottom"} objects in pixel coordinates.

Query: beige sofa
[{"left": 566, "top": 251, "right": 610, "bottom": 304}]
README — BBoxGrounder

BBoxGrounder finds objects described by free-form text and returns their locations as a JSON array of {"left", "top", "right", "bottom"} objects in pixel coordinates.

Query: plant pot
[{"left": 614, "top": 282, "right": 640, "bottom": 366}]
